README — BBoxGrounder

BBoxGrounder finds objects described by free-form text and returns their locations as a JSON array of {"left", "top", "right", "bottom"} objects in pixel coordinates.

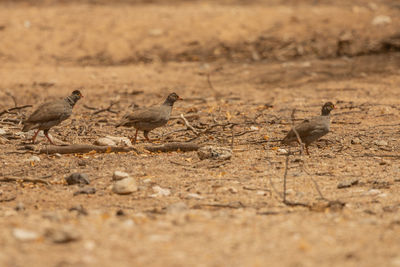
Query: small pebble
[
  {"left": 277, "top": 148, "right": 288, "bottom": 154},
  {"left": 374, "top": 140, "right": 388, "bottom": 146},
  {"left": 27, "top": 156, "right": 40, "bottom": 162},
  {"left": 250, "top": 126, "right": 259, "bottom": 131},
  {"left": 351, "top": 138, "right": 361, "bottom": 144},
  {"left": 337, "top": 179, "right": 359, "bottom": 189},
  {"left": 113, "top": 171, "right": 130, "bottom": 181},
  {"left": 372, "top": 15, "right": 391, "bottom": 26},
  {"left": 45, "top": 226, "right": 80, "bottom": 244},
  {"left": 77, "top": 160, "right": 87, "bottom": 166},
  {"left": 0, "top": 128, "right": 6, "bottom": 135},
  {"left": 13, "top": 228, "right": 39, "bottom": 241},
  {"left": 150, "top": 186, "right": 171, "bottom": 197},
  {"left": 73, "top": 187, "right": 96, "bottom": 196},
  {"left": 94, "top": 137, "right": 116, "bottom": 146},
  {"left": 65, "top": 173, "right": 90, "bottom": 185},
  {"left": 69, "top": 205, "right": 88, "bottom": 216},
  {"left": 54, "top": 153, "right": 62, "bottom": 158},
  {"left": 15, "top": 202, "right": 25, "bottom": 211},
  {"left": 186, "top": 193, "right": 204, "bottom": 199},
  {"left": 106, "top": 136, "right": 132, "bottom": 147},
  {"left": 112, "top": 177, "right": 138, "bottom": 195},
  {"left": 116, "top": 209, "right": 125, "bottom": 216},
  {"left": 364, "top": 189, "right": 381, "bottom": 196},
  {"left": 256, "top": 190, "right": 267, "bottom": 196}
]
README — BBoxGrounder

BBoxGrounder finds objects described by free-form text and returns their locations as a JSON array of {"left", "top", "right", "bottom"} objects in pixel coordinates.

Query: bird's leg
[
  {"left": 31, "top": 129, "right": 40, "bottom": 144},
  {"left": 143, "top": 131, "right": 151, "bottom": 142},
  {"left": 305, "top": 145, "right": 310, "bottom": 155},
  {"left": 130, "top": 129, "right": 138, "bottom": 144},
  {"left": 43, "top": 129, "right": 55, "bottom": 145}
]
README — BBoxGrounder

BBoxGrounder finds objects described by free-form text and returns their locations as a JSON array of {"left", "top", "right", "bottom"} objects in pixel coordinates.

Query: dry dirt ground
[{"left": 1, "top": 0, "right": 400, "bottom": 266}]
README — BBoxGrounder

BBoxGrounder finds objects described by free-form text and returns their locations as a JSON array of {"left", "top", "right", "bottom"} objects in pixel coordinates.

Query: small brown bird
[
  {"left": 281, "top": 102, "right": 335, "bottom": 155},
  {"left": 22, "top": 90, "right": 84, "bottom": 145},
  {"left": 116, "top": 92, "right": 182, "bottom": 143}
]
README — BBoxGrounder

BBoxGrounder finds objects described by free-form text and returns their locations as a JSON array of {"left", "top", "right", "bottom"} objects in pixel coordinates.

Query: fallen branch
[
  {"left": 180, "top": 114, "right": 199, "bottom": 135},
  {"left": 0, "top": 176, "right": 49, "bottom": 185},
  {"left": 192, "top": 201, "right": 244, "bottom": 209},
  {"left": 170, "top": 113, "right": 200, "bottom": 120},
  {"left": 24, "top": 144, "right": 138, "bottom": 154},
  {"left": 144, "top": 142, "right": 199, "bottom": 153},
  {"left": 0, "top": 105, "right": 32, "bottom": 117},
  {"left": 92, "top": 101, "right": 119, "bottom": 115}
]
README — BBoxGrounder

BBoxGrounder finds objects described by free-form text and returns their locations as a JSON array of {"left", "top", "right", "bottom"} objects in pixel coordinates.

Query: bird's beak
[
  {"left": 80, "top": 94, "right": 84, "bottom": 98},
  {"left": 178, "top": 96, "right": 183, "bottom": 101}
]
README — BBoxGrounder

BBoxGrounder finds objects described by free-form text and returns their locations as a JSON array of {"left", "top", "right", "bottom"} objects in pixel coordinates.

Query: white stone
[
  {"left": 94, "top": 137, "right": 116, "bottom": 146},
  {"left": 374, "top": 140, "right": 388, "bottom": 146},
  {"left": 364, "top": 189, "right": 381, "bottom": 196},
  {"left": 13, "top": 228, "right": 39, "bottom": 241},
  {"left": 113, "top": 171, "right": 130, "bottom": 181},
  {"left": 186, "top": 193, "right": 204, "bottom": 199},
  {"left": 250, "top": 126, "right": 259, "bottom": 131},
  {"left": 150, "top": 186, "right": 171, "bottom": 197},
  {"left": 256, "top": 190, "right": 266, "bottom": 196},
  {"left": 106, "top": 136, "right": 132, "bottom": 147},
  {"left": 277, "top": 148, "right": 288, "bottom": 154},
  {"left": 112, "top": 177, "right": 138, "bottom": 195},
  {"left": 26, "top": 156, "right": 40, "bottom": 162},
  {"left": 0, "top": 128, "right": 6, "bottom": 135},
  {"left": 372, "top": 15, "right": 391, "bottom": 26}
]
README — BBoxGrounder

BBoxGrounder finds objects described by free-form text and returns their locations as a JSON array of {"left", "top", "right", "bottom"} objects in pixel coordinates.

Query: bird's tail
[{"left": 22, "top": 123, "right": 35, "bottom": 132}]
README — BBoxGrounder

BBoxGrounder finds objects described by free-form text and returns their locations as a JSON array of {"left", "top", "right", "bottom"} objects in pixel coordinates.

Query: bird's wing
[
  {"left": 283, "top": 117, "right": 327, "bottom": 143},
  {"left": 25, "top": 100, "right": 68, "bottom": 123},
  {"left": 120, "top": 107, "right": 163, "bottom": 125}
]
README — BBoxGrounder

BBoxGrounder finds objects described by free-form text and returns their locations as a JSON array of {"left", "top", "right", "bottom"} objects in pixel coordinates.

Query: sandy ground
[{"left": 1, "top": 1, "right": 400, "bottom": 266}]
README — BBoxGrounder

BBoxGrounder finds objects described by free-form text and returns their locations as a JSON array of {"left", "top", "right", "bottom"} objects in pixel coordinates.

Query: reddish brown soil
[{"left": 1, "top": 1, "right": 400, "bottom": 266}]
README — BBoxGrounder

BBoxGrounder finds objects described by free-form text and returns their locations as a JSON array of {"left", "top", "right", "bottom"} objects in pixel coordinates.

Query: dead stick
[
  {"left": 25, "top": 144, "right": 138, "bottom": 154},
  {"left": 0, "top": 176, "right": 49, "bottom": 185},
  {"left": 170, "top": 113, "right": 200, "bottom": 120},
  {"left": 144, "top": 142, "right": 199, "bottom": 153},
  {"left": 180, "top": 114, "right": 199, "bottom": 135},
  {"left": 93, "top": 101, "right": 119, "bottom": 115},
  {"left": 0, "top": 105, "right": 32, "bottom": 117},
  {"left": 282, "top": 149, "right": 290, "bottom": 203}
]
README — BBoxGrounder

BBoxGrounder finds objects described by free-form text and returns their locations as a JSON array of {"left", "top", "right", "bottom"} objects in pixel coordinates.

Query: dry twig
[
  {"left": 24, "top": 144, "right": 138, "bottom": 154},
  {"left": 0, "top": 176, "right": 49, "bottom": 185},
  {"left": 92, "top": 101, "right": 119, "bottom": 115},
  {"left": 144, "top": 142, "right": 199, "bottom": 153},
  {"left": 180, "top": 114, "right": 199, "bottom": 135},
  {"left": 0, "top": 105, "right": 32, "bottom": 117}
]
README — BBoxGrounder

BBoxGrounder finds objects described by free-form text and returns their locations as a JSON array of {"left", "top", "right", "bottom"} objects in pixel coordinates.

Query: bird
[
  {"left": 116, "top": 92, "right": 183, "bottom": 143},
  {"left": 281, "top": 102, "right": 335, "bottom": 155},
  {"left": 22, "top": 90, "right": 84, "bottom": 145}
]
